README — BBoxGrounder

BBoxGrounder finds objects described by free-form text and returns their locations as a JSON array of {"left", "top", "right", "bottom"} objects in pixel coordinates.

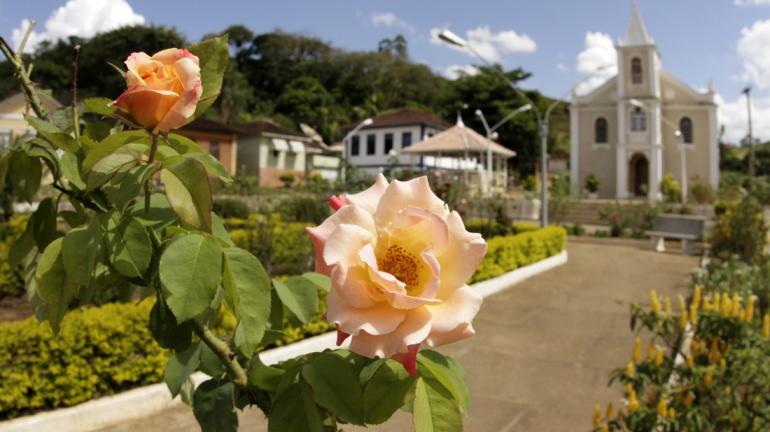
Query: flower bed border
[{"left": 0, "top": 250, "right": 568, "bottom": 432}]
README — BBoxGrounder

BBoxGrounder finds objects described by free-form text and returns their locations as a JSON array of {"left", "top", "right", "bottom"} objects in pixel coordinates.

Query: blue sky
[{"left": 2, "top": 0, "right": 770, "bottom": 142}]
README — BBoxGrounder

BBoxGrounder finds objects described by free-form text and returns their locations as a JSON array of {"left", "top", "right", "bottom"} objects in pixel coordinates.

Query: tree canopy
[{"left": 0, "top": 24, "right": 569, "bottom": 174}]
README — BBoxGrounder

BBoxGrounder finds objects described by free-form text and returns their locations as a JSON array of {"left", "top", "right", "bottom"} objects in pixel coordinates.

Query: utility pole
[{"left": 744, "top": 86, "right": 755, "bottom": 177}]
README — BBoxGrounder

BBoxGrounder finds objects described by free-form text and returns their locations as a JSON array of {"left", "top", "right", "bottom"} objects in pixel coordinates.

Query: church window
[
  {"left": 595, "top": 118, "right": 608, "bottom": 143},
  {"left": 679, "top": 117, "right": 693, "bottom": 143},
  {"left": 630, "top": 107, "right": 647, "bottom": 132},
  {"left": 631, "top": 57, "right": 643, "bottom": 84}
]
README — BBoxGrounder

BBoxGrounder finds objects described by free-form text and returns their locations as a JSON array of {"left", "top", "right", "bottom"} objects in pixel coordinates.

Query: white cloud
[
  {"left": 716, "top": 92, "right": 770, "bottom": 143},
  {"left": 444, "top": 64, "right": 479, "bottom": 80},
  {"left": 371, "top": 12, "right": 415, "bottom": 33},
  {"left": 557, "top": 63, "right": 568, "bottom": 72},
  {"left": 574, "top": 32, "right": 618, "bottom": 95},
  {"left": 11, "top": 0, "right": 145, "bottom": 53},
  {"left": 430, "top": 25, "right": 536, "bottom": 63},
  {"left": 738, "top": 20, "right": 770, "bottom": 89},
  {"left": 735, "top": 0, "right": 770, "bottom": 5}
]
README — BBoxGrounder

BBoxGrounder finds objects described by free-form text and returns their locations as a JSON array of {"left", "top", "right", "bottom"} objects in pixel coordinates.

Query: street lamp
[
  {"left": 629, "top": 98, "right": 688, "bottom": 203},
  {"left": 341, "top": 117, "right": 373, "bottom": 184},
  {"left": 743, "top": 86, "right": 755, "bottom": 177},
  {"left": 475, "top": 104, "right": 532, "bottom": 193}
]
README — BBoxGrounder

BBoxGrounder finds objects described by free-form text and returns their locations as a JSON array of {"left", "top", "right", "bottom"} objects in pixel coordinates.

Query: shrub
[
  {"left": 274, "top": 195, "right": 329, "bottom": 225},
  {"left": 0, "top": 215, "right": 29, "bottom": 298},
  {"left": 660, "top": 174, "right": 682, "bottom": 203},
  {"left": 228, "top": 215, "right": 314, "bottom": 276},
  {"left": 522, "top": 175, "right": 537, "bottom": 192},
  {"left": 212, "top": 197, "right": 250, "bottom": 219},
  {"left": 689, "top": 178, "right": 713, "bottom": 204},
  {"left": 710, "top": 197, "right": 767, "bottom": 262},
  {"left": 585, "top": 174, "right": 600, "bottom": 194},
  {"left": 279, "top": 172, "right": 295, "bottom": 187},
  {"left": 470, "top": 226, "right": 567, "bottom": 283}
]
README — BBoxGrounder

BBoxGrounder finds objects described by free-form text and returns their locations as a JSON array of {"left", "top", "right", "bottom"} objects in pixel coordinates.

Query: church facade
[{"left": 569, "top": 3, "right": 719, "bottom": 200}]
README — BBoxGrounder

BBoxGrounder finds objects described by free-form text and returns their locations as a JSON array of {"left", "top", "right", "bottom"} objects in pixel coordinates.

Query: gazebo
[{"left": 402, "top": 118, "right": 515, "bottom": 193}]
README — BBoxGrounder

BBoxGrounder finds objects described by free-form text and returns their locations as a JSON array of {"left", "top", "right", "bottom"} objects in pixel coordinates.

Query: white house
[
  {"left": 569, "top": 3, "right": 719, "bottom": 200},
  {"left": 345, "top": 108, "right": 451, "bottom": 174}
]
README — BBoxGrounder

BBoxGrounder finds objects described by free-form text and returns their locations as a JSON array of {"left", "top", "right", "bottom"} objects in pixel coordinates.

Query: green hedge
[
  {"left": 470, "top": 226, "right": 567, "bottom": 283},
  {"left": 0, "top": 216, "right": 28, "bottom": 298},
  {"left": 0, "top": 225, "right": 565, "bottom": 419}
]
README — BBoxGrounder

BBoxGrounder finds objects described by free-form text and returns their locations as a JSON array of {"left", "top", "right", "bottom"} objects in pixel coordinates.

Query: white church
[{"left": 569, "top": 3, "right": 719, "bottom": 200}]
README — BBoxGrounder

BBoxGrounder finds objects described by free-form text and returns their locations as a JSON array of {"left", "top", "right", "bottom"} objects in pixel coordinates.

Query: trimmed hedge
[
  {"left": 0, "top": 216, "right": 28, "bottom": 298},
  {"left": 0, "top": 225, "right": 566, "bottom": 419},
  {"left": 470, "top": 226, "right": 567, "bottom": 283}
]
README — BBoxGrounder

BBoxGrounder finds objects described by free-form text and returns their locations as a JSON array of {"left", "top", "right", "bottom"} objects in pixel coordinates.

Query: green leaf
[
  {"left": 103, "top": 163, "right": 158, "bottom": 211},
  {"left": 221, "top": 247, "right": 271, "bottom": 356},
  {"left": 160, "top": 156, "right": 213, "bottom": 232},
  {"left": 193, "top": 380, "right": 238, "bottom": 432},
  {"left": 164, "top": 343, "right": 201, "bottom": 398},
  {"left": 273, "top": 277, "right": 318, "bottom": 324},
  {"left": 268, "top": 382, "right": 324, "bottom": 432},
  {"left": 86, "top": 143, "right": 146, "bottom": 191},
  {"left": 198, "top": 343, "right": 226, "bottom": 377},
  {"left": 62, "top": 220, "right": 99, "bottom": 286},
  {"left": 184, "top": 152, "right": 232, "bottom": 182},
  {"left": 60, "top": 152, "right": 86, "bottom": 190},
  {"left": 83, "top": 120, "right": 112, "bottom": 143},
  {"left": 7, "top": 151, "right": 42, "bottom": 203},
  {"left": 412, "top": 377, "right": 463, "bottom": 432},
  {"left": 165, "top": 133, "right": 203, "bottom": 154},
  {"left": 31, "top": 198, "right": 59, "bottom": 250},
  {"left": 179, "top": 378, "right": 195, "bottom": 407},
  {"left": 8, "top": 221, "right": 35, "bottom": 267},
  {"left": 82, "top": 97, "right": 115, "bottom": 116},
  {"left": 247, "top": 355, "right": 283, "bottom": 392},
  {"left": 149, "top": 298, "right": 193, "bottom": 352},
  {"left": 35, "top": 238, "right": 76, "bottom": 334},
  {"left": 131, "top": 193, "right": 178, "bottom": 229},
  {"left": 211, "top": 214, "right": 234, "bottom": 246},
  {"left": 301, "top": 272, "right": 331, "bottom": 293},
  {"left": 24, "top": 115, "right": 78, "bottom": 152},
  {"left": 83, "top": 130, "right": 148, "bottom": 171},
  {"left": 159, "top": 233, "right": 223, "bottom": 322},
  {"left": 363, "top": 359, "right": 416, "bottom": 424},
  {"left": 417, "top": 350, "right": 470, "bottom": 414},
  {"left": 359, "top": 358, "right": 386, "bottom": 386},
  {"left": 302, "top": 352, "right": 365, "bottom": 425},
  {"left": 110, "top": 217, "right": 152, "bottom": 279},
  {"left": 188, "top": 36, "right": 229, "bottom": 122}
]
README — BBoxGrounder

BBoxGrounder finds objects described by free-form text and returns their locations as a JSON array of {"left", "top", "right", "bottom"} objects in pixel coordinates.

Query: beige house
[
  {"left": 0, "top": 93, "right": 62, "bottom": 151},
  {"left": 570, "top": 3, "right": 719, "bottom": 200}
]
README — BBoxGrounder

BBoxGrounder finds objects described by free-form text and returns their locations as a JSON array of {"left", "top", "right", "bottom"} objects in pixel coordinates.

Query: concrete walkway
[{"left": 102, "top": 242, "right": 699, "bottom": 432}]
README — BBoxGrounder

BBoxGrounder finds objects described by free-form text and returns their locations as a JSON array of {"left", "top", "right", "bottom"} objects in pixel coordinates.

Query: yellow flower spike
[
  {"left": 593, "top": 404, "right": 602, "bottom": 427},
  {"left": 763, "top": 314, "right": 770, "bottom": 339},
  {"left": 626, "top": 361, "right": 636, "bottom": 377},
  {"left": 668, "top": 407, "right": 676, "bottom": 418},
  {"left": 664, "top": 296, "right": 672, "bottom": 315},
  {"left": 720, "top": 358, "right": 727, "bottom": 370},
  {"left": 703, "top": 296, "right": 712, "bottom": 312},
  {"left": 650, "top": 290, "right": 661, "bottom": 315},
  {"left": 747, "top": 296, "right": 756, "bottom": 322},
  {"left": 708, "top": 337, "right": 720, "bottom": 363},
  {"left": 647, "top": 340, "right": 656, "bottom": 361},
  {"left": 655, "top": 346, "right": 664, "bottom": 366},
  {"left": 679, "top": 310, "right": 689, "bottom": 330},
  {"left": 600, "top": 425, "right": 609, "bottom": 432},
  {"left": 693, "top": 286, "right": 702, "bottom": 310},
  {"left": 627, "top": 390, "right": 639, "bottom": 413},
  {"left": 632, "top": 338, "right": 642, "bottom": 363},
  {"left": 606, "top": 402, "right": 614, "bottom": 420},
  {"left": 704, "top": 367, "right": 714, "bottom": 387},
  {"left": 740, "top": 308, "right": 747, "bottom": 322},
  {"left": 689, "top": 303, "right": 699, "bottom": 326},
  {"left": 721, "top": 295, "right": 732, "bottom": 318},
  {"left": 732, "top": 293, "right": 741, "bottom": 317},
  {"left": 713, "top": 292, "right": 721, "bottom": 310},
  {"left": 657, "top": 398, "right": 668, "bottom": 417},
  {"left": 686, "top": 354, "right": 694, "bottom": 368},
  {"left": 678, "top": 295, "right": 687, "bottom": 313}
]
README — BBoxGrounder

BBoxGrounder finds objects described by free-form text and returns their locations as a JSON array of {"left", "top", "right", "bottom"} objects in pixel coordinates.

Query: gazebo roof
[{"left": 402, "top": 124, "right": 516, "bottom": 158}]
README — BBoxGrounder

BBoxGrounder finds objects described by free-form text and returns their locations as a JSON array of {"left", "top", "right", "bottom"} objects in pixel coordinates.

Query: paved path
[{"left": 102, "top": 241, "right": 699, "bottom": 432}]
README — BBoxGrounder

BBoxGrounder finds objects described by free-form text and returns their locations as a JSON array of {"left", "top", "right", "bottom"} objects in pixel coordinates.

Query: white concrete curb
[{"left": 0, "top": 250, "right": 568, "bottom": 432}]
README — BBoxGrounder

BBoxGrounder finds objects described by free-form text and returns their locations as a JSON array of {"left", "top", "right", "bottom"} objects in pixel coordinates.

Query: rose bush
[
  {"left": 308, "top": 175, "right": 486, "bottom": 375},
  {"left": 115, "top": 48, "right": 202, "bottom": 133}
]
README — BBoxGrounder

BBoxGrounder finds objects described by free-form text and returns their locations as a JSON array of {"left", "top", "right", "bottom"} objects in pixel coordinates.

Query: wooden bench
[{"left": 646, "top": 214, "right": 706, "bottom": 255}]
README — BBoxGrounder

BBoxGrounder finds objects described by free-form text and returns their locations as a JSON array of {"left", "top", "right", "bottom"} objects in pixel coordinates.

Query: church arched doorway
[{"left": 629, "top": 153, "right": 649, "bottom": 197}]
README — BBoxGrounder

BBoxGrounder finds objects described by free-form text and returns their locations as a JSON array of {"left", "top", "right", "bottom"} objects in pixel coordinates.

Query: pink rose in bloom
[
  {"left": 307, "top": 174, "right": 486, "bottom": 375},
  {"left": 114, "top": 48, "right": 203, "bottom": 133}
]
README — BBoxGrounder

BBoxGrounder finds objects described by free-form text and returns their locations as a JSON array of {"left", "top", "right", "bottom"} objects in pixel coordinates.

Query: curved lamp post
[
  {"left": 475, "top": 104, "right": 532, "bottom": 193},
  {"left": 341, "top": 117, "right": 373, "bottom": 184}
]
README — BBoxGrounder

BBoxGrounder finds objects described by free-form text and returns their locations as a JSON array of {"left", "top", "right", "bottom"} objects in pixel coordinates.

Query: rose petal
[
  {"left": 348, "top": 307, "right": 432, "bottom": 358},
  {"left": 424, "top": 322, "right": 476, "bottom": 348},
  {"left": 151, "top": 48, "right": 199, "bottom": 67},
  {"left": 425, "top": 285, "right": 482, "bottom": 334},
  {"left": 436, "top": 211, "right": 487, "bottom": 298},
  {"left": 155, "top": 57, "right": 202, "bottom": 133},
  {"left": 391, "top": 344, "right": 420, "bottom": 377},
  {"left": 386, "top": 206, "right": 450, "bottom": 256},
  {"left": 307, "top": 206, "right": 375, "bottom": 274},
  {"left": 124, "top": 52, "right": 152, "bottom": 87},
  {"left": 374, "top": 176, "right": 448, "bottom": 227},
  {"left": 323, "top": 224, "right": 373, "bottom": 268},
  {"left": 330, "top": 263, "right": 382, "bottom": 308},
  {"left": 342, "top": 173, "right": 388, "bottom": 214},
  {"left": 327, "top": 288, "right": 406, "bottom": 336},
  {"left": 114, "top": 87, "right": 180, "bottom": 129}
]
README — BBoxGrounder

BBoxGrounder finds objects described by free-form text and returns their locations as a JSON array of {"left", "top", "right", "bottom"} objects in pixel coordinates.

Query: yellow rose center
[{"left": 377, "top": 244, "right": 423, "bottom": 294}]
